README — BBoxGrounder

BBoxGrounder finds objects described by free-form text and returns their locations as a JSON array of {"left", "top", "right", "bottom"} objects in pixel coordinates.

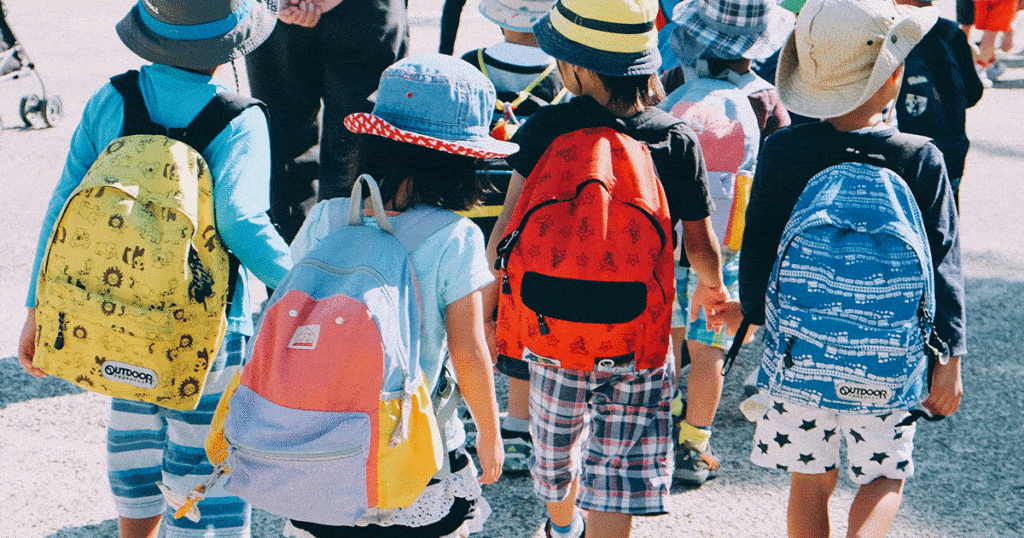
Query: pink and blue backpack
[{"left": 196, "top": 175, "right": 460, "bottom": 525}]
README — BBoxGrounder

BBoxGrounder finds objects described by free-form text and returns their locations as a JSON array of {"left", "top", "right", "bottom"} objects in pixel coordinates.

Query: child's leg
[
  {"left": 119, "top": 515, "right": 162, "bottom": 538},
  {"left": 528, "top": 364, "right": 589, "bottom": 533},
  {"left": 507, "top": 376, "right": 530, "bottom": 421},
  {"left": 684, "top": 341, "right": 725, "bottom": 429},
  {"left": 789, "top": 470, "right": 839, "bottom": 538},
  {"left": 979, "top": 29, "right": 999, "bottom": 64},
  {"left": 847, "top": 478, "right": 905, "bottom": 538},
  {"left": 587, "top": 512, "right": 634, "bottom": 538}
]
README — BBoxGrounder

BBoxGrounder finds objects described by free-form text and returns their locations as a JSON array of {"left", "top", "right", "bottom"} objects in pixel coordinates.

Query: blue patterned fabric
[{"left": 757, "top": 162, "right": 935, "bottom": 414}]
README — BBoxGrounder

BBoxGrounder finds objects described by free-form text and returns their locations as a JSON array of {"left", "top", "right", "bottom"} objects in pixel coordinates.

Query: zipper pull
[
  {"left": 502, "top": 274, "right": 511, "bottom": 294},
  {"left": 537, "top": 313, "right": 550, "bottom": 335},
  {"left": 54, "top": 312, "right": 66, "bottom": 350}
]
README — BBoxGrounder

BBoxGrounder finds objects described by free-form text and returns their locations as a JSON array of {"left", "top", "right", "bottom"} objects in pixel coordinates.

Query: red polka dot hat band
[{"left": 344, "top": 54, "right": 520, "bottom": 160}]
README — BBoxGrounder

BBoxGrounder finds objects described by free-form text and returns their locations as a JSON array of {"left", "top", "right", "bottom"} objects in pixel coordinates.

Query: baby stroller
[{"left": 1, "top": 1, "right": 63, "bottom": 131}]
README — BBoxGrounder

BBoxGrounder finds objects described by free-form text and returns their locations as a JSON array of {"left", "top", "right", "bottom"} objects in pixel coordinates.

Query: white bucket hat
[
  {"left": 775, "top": 0, "right": 937, "bottom": 119},
  {"left": 478, "top": 0, "right": 557, "bottom": 33}
]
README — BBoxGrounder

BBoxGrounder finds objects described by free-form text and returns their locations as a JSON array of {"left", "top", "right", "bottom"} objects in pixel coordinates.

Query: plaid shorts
[
  {"left": 527, "top": 361, "right": 674, "bottom": 515},
  {"left": 750, "top": 397, "right": 917, "bottom": 485}
]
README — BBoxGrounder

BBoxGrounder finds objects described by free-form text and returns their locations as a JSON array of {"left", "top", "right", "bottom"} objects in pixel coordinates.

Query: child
[
  {"left": 486, "top": 0, "right": 728, "bottom": 536},
  {"left": 16, "top": 1, "right": 293, "bottom": 537},
  {"left": 973, "top": 0, "right": 1019, "bottom": 83},
  {"left": 282, "top": 54, "right": 510, "bottom": 538},
  {"left": 459, "top": 0, "right": 563, "bottom": 475},
  {"left": 896, "top": 0, "right": 985, "bottom": 210},
  {"left": 736, "top": 0, "right": 966, "bottom": 536},
  {"left": 657, "top": 0, "right": 793, "bottom": 486}
]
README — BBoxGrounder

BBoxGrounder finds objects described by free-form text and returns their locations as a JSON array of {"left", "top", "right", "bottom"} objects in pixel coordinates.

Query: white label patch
[
  {"left": 102, "top": 361, "right": 158, "bottom": 389},
  {"left": 907, "top": 76, "right": 928, "bottom": 85},
  {"left": 522, "top": 346, "right": 560, "bottom": 367},
  {"left": 288, "top": 324, "right": 321, "bottom": 350},
  {"left": 835, "top": 382, "right": 891, "bottom": 403}
]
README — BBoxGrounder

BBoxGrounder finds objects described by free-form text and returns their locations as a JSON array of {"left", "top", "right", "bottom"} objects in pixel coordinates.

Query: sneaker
[
  {"left": 976, "top": 63, "right": 994, "bottom": 88},
  {"left": 986, "top": 60, "right": 1006, "bottom": 81},
  {"left": 500, "top": 428, "right": 532, "bottom": 474},
  {"left": 674, "top": 439, "right": 721, "bottom": 485},
  {"left": 545, "top": 518, "right": 586, "bottom": 538}
]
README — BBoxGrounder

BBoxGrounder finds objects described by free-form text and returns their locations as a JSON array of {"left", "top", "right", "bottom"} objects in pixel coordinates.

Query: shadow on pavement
[{"left": 0, "top": 356, "right": 83, "bottom": 409}]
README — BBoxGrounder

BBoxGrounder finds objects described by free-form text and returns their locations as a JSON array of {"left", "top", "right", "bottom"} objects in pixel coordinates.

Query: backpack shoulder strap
[
  {"left": 110, "top": 70, "right": 165, "bottom": 138},
  {"left": 108, "top": 69, "right": 265, "bottom": 153},
  {"left": 175, "top": 92, "right": 266, "bottom": 154}
]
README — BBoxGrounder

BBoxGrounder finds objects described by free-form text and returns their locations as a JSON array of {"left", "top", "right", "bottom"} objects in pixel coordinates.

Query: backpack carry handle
[
  {"left": 349, "top": 174, "right": 395, "bottom": 234},
  {"left": 722, "top": 318, "right": 751, "bottom": 375}
]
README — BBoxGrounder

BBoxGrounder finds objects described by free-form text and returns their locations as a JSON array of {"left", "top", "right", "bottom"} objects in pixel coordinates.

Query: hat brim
[
  {"left": 116, "top": 2, "right": 277, "bottom": 71},
  {"left": 776, "top": 5, "right": 937, "bottom": 118},
  {"left": 533, "top": 13, "right": 660, "bottom": 77},
  {"left": 671, "top": 0, "right": 795, "bottom": 64},
  {"left": 478, "top": 0, "right": 551, "bottom": 33},
  {"left": 344, "top": 113, "right": 519, "bottom": 160}
]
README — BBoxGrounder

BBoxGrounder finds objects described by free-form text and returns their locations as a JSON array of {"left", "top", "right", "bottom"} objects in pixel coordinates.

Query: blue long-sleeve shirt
[
  {"left": 27, "top": 64, "right": 292, "bottom": 335},
  {"left": 738, "top": 122, "right": 967, "bottom": 357}
]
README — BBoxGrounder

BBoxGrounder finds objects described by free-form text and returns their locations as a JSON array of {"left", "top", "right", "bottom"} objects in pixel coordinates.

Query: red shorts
[{"left": 974, "top": 0, "right": 1018, "bottom": 32}]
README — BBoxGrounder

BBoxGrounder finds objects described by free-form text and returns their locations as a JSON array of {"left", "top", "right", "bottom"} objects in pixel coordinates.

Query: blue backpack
[{"left": 756, "top": 162, "right": 937, "bottom": 414}]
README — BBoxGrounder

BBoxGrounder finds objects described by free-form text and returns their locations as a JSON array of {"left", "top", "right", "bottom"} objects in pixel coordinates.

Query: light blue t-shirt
[
  {"left": 291, "top": 199, "right": 495, "bottom": 446},
  {"left": 26, "top": 64, "right": 292, "bottom": 336}
]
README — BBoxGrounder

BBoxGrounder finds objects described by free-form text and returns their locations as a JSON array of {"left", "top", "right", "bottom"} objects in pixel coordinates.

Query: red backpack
[{"left": 495, "top": 127, "right": 674, "bottom": 372}]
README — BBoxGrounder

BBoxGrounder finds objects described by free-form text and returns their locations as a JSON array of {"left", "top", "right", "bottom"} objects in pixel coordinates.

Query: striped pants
[{"left": 107, "top": 333, "right": 250, "bottom": 538}]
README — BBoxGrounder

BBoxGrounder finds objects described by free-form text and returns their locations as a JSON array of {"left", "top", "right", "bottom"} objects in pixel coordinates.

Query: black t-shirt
[{"left": 506, "top": 95, "right": 713, "bottom": 265}]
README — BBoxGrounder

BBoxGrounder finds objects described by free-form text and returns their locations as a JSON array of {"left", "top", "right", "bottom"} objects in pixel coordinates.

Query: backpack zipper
[
  {"left": 54, "top": 312, "right": 66, "bottom": 350},
  {"left": 536, "top": 313, "right": 550, "bottom": 335},
  {"left": 226, "top": 435, "right": 365, "bottom": 462}
]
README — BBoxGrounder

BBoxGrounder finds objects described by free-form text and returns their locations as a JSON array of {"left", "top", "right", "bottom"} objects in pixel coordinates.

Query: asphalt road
[{"left": 1, "top": 1, "right": 1022, "bottom": 537}]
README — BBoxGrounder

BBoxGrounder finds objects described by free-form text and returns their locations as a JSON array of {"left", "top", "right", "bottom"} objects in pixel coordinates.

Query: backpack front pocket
[{"left": 224, "top": 385, "right": 372, "bottom": 525}]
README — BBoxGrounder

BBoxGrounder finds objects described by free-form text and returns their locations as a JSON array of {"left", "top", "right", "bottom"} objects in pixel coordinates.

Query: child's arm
[
  {"left": 482, "top": 170, "right": 529, "bottom": 362},
  {"left": 208, "top": 108, "right": 293, "bottom": 289},
  {"left": 922, "top": 356, "right": 963, "bottom": 416},
  {"left": 681, "top": 218, "right": 729, "bottom": 330},
  {"left": 446, "top": 290, "right": 504, "bottom": 484}
]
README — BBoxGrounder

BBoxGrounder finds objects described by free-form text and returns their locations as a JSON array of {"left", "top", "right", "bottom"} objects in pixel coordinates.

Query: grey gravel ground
[{"left": 2, "top": 1, "right": 1022, "bottom": 537}]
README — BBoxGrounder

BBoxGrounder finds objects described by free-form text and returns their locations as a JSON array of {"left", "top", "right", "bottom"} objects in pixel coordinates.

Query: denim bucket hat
[
  {"left": 344, "top": 55, "right": 519, "bottom": 159},
  {"left": 532, "top": 0, "right": 661, "bottom": 76},
  {"left": 117, "top": 0, "right": 278, "bottom": 71},
  {"left": 670, "top": 0, "right": 795, "bottom": 64}
]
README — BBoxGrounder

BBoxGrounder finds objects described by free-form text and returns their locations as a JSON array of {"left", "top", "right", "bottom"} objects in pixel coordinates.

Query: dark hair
[
  {"left": 347, "top": 134, "right": 487, "bottom": 212},
  {"left": 596, "top": 72, "right": 666, "bottom": 109}
]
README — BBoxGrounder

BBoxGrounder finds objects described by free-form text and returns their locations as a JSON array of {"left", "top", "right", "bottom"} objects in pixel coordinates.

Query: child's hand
[
  {"left": 475, "top": 431, "right": 504, "bottom": 485},
  {"left": 279, "top": 0, "right": 322, "bottom": 27},
  {"left": 707, "top": 300, "right": 758, "bottom": 342},
  {"left": 691, "top": 280, "right": 729, "bottom": 332},
  {"left": 922, "top": 356, "right": 963, "bottom": 416},
  {"left": 18, "top": 308, "right": 47, "bottom": 378}
]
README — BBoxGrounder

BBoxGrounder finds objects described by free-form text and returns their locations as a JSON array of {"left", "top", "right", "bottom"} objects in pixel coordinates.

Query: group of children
[{"left": 17, "top": 0, "right": 968, "bottom": 537}]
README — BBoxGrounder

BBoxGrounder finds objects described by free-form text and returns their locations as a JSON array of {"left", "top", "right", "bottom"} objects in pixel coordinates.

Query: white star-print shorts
[{"left": 749, "top": 397, "right": 917, "bottom": 484}]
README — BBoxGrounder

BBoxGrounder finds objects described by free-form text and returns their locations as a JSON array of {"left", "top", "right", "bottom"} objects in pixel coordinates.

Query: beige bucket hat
[
  {"left": 775, "top": 0, "right": 937, "bottom": 119},
  {"left": 117, "top": 0, "right": 278, "bottom": 71}
]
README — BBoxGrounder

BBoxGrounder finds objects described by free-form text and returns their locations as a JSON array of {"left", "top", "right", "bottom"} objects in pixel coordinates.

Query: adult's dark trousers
[
  {"left": 246, "top": 1, "right": 408, "bottom": 241},
  {"left": 956, "top": 0, "right": 975, "bottom": 27}
]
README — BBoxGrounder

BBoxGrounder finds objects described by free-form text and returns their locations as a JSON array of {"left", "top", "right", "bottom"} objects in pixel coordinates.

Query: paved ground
[{"left": 1, "top": 1, "right": 1022, "bottom": 537}]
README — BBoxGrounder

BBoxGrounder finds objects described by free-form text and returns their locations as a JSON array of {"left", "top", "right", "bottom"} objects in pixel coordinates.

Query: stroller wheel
[
  {"left": 20, "top": 93, "right": 41, "bottom": 127},
  {"left": 43, "top": 96, "right": 64, "bottom": 128}
]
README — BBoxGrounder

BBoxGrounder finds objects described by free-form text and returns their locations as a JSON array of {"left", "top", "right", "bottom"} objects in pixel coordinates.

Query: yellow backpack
[{"left": 33, "top": 71, "right": 259, "bottom": 410}]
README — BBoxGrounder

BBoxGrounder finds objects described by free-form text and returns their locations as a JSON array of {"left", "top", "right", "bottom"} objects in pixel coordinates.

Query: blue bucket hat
[
  {"left": 532, "top": 0, "right": 662, "bottom": 77},
  {"left": 344, "top": 55, "right": 519, "bottom": 159}
]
